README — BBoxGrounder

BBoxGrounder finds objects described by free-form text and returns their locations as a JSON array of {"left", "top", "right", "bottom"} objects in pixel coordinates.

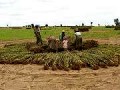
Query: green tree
[
  {"left": 45, "top": 24, "right": 48, "bottom": 27},
  {"left": 91, "top": 22, "right": 93, "bottom": 26},
  {"left": 114, "top": 18, "right": 120, "bottom": 26},
  {"left": 82, "top": 23, "right": 84, "bottom": 26}
]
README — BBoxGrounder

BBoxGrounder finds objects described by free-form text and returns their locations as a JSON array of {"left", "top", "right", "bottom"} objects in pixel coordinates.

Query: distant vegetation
[{"left": 105, "top": 25, "right": 115, "bottom": 28}]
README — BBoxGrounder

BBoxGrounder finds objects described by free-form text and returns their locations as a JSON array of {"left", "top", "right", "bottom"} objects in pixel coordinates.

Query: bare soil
[{"left": 0, "top": 64, "right": 120, "bottom": 90}]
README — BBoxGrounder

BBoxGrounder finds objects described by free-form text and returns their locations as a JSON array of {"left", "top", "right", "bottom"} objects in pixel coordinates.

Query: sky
[{"left": 0, "top": 0, "right": 120, "bottom": 26}]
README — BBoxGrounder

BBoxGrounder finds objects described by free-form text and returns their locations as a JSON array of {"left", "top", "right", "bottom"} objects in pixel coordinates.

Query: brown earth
[{"left": 0, "top": 64, "right": 120, "bottom": 90}]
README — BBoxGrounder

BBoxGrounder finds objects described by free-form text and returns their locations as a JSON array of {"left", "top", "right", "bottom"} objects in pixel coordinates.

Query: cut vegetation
[{"left": 0, "top": 43, "right": 120, "bottom": 71}]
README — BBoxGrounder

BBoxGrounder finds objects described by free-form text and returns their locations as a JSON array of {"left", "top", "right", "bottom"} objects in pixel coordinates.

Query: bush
[
  {"left": 114, "top": 26, "right": 120, "bottom": 30},
  {"left": 105, "top": 25, "right": 115, "bottom": 28}
]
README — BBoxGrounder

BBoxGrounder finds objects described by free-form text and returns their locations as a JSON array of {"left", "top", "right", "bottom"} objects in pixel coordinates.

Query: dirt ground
[{"left": 0, "top": 64, "right": 120, "bottom": 90}]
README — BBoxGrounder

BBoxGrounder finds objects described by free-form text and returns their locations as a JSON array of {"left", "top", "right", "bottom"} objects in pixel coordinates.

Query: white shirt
[{"left": 75, "top": 32, "right": 81, "bottom": 36}]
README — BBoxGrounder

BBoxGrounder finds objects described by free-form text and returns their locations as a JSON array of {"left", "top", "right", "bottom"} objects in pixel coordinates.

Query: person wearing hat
[
  {"left": 31, "top": 24, "right": 42, "bottom": 45},
  {"left": 59, "top": 30, "right": 65, "bottom": 41},
  {"left": 74, "top": 28, "right": 82, "bottom": 50}
]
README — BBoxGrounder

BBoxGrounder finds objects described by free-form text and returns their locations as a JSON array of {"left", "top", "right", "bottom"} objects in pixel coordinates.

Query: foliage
[
  {"left": 105, "top": 25, "right": 115, "bottom": 28},
  {"left": 114, "top": 18, "right": 120, "bottom": 26},
  {"left": 114, "top": 26, "right": 120, "bottom": 30},
  {"left": 114, "top": 18, "right": 120, "bottom": 30}
]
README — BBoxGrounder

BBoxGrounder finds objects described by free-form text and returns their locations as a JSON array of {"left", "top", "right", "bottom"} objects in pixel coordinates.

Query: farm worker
[
  {"left": 74, "top": 29, "right": 82, "bottom": 50},
  {"left": 59, "top": 30, "right": 65, "bottom": 41},
  {"left": 31, "top": 24, "right": 42, "bottom": 45},
  {"left": 48, "top": 36, "right": 57, "bottom": 52},
  {"left": 62, "top": 36, "right": 68, "bottom": 51}
]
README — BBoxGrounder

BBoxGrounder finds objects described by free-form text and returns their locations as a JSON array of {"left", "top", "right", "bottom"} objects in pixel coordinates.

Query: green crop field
[
  {"left": 0, "top": 27, "right": 120, "bottom": 41},
  {"left": 0, "top": 28, "right": 34, "bottom": 41},
  {"left": 83, "top": 27, "right": 120, "bottom": 39}
]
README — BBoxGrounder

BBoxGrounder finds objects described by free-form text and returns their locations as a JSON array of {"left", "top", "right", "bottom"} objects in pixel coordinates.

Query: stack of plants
[
  {"left": 25, "top": 40, "right": 99, "bottom": 53},
  {"left": 0, "top": 43, "right": 120, "bottom": 71},
  {"left": 82, "top": 40, "right": 98, "bottom": 50},
  {"left": 78, "top": 27, "right": 89, "bottom": 32},
  {"left": 71, "top": 26, "right": 92, "bottom": 32}
]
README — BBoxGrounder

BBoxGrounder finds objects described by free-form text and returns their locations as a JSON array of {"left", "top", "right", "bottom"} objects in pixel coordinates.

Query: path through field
[{"left": 0, "top": 64, "right": 120, "bottom": 90}]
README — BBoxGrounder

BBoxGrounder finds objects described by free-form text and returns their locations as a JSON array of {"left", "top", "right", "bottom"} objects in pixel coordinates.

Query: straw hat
[{"left": 62, "top": 30, "right": 65, "bottom": 32}]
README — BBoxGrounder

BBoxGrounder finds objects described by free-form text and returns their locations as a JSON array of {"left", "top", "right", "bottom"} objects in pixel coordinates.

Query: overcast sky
[{"left": 0, "top": 0, "right": 120, "bottom": 26}]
